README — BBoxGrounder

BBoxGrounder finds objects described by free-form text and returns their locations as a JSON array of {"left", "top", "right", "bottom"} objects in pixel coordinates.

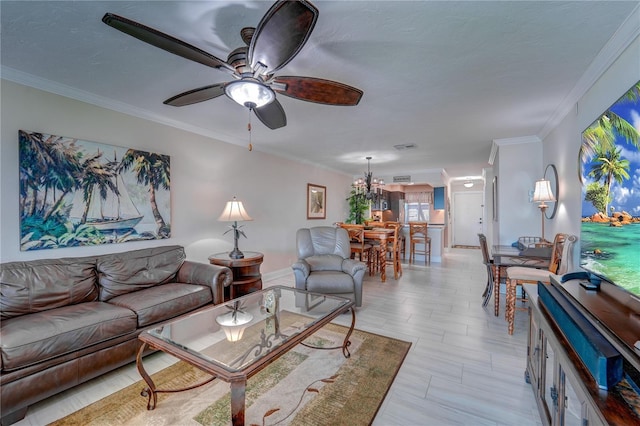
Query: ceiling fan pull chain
[{"left": 248, "top": 108, "right": 253, "bottom": 151}]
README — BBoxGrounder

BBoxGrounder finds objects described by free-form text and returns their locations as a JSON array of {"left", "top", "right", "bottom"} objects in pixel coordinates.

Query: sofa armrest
[{"left": 177, "top": 261, "right": 233, "bottom": 305}]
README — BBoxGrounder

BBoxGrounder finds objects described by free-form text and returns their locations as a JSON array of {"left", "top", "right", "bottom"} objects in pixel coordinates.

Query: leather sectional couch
[{"left": 0, "top": 245, "right": 232, "bottom": 425}]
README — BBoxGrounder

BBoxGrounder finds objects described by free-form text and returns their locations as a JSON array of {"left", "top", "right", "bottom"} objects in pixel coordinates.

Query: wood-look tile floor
[{"left": 14, "top": 248, "right": 541, "bottom": 425}]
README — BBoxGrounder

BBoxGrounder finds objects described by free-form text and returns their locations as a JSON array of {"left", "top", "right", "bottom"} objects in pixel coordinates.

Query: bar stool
[{"left": 409, "top": 222, "right": 430, "bottom": 264}]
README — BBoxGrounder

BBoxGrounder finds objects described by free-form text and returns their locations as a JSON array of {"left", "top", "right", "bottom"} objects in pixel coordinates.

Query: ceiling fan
[{"left": 102, "top": 0, "right": 363, "bottom": 130}]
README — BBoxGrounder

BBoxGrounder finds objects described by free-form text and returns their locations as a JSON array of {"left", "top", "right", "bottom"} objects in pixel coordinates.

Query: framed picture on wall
[
  {"left": 307, "top": 183, "right": 326, "bottom": 219},
  {"left": 18, "top": 130, "right": 171, "bottom": 251}
]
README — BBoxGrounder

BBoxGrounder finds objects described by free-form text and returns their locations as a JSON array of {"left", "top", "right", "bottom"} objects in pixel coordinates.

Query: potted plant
[{"left": 346, "top": 188, "right": 370, "bottom": 224}]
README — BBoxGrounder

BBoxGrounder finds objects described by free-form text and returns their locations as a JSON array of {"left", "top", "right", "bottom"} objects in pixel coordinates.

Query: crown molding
[
  {"left": 1, "top": 66, "right": 244, "bottom": 146},
  {"left": 490, "top": 136, "right": 541, "bottom": 164}
]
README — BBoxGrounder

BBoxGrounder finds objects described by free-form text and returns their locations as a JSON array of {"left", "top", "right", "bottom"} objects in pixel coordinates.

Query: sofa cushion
[
  {"left": 306, "top": 271, "right": 354, "bottom": 294},
  {"left": 0, "top": 302, "right": 137, "bottom": 371},
  {"left": 97, "top": 245, "right": 186, "bottom": 301},
  {"left": 0, "top": 258, "right": 98, "bottom": 320},
  {"left": 107, "top": 283, "right": 212, "bottom": 327}
]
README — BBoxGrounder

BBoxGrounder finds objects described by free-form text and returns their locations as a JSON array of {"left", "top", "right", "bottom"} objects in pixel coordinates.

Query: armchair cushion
[{"left": 307, "top": 271, "right": 355, "bottom": 294}]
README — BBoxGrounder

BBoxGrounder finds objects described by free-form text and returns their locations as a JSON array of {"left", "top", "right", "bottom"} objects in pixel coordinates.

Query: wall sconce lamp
[
  {"left": 532, "top": 179, "right": 556, "bottom": 242},
  {"left": 218, "top": 196, "right": 253, "bottom": 259}
]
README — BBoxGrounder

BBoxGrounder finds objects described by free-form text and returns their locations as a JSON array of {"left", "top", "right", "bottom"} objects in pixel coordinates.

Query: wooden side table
[{"left": 208, "top": 251, "right": 263, "bottom": 301}]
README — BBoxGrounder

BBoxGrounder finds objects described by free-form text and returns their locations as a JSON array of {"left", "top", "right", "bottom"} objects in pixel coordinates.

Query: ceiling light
[
  {"left": 225, "top": 79, "right": 275, "bottom": 108},
  {"left": 353, "top": 157, "right": 384, "bottom": 199},
  {"left": 464, "top": 181, "right": 474, "bottom": 188}
]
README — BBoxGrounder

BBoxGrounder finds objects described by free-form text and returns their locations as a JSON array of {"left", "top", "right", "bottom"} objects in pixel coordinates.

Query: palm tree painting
[
  {"left": 19, "top": 130, "right": 171, "bottom": 251},
  {"left": 580, "top": 81, "right": 640, "bottom": 295}
]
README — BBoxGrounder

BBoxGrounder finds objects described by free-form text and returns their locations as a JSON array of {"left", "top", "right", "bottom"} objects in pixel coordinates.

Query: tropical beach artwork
[
  {"left": 19, "top": 130, "right": 171, "bottom": 251},
  {"left": 580, "top": 81, "right": 640, "bottom": 296}
]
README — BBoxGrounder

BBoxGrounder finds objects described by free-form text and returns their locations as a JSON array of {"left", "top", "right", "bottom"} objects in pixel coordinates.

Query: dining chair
[
  {"left": 382, "top": 222, "right": 403, "bottom": 278},
  {"left": 504, "top": 233, "right": 578, "bottom": 334},
  {"left": 366, "top": 222, "right": 401, "bottom": 278},
  {"left": 339, "top": 223, "right": 373, "bottom": 271},
  {"left": 409, "top": 222, "right": 431, "bottom": 264},
  {"left": 478, "top": 233, "right": 494, "bottom": 307}
]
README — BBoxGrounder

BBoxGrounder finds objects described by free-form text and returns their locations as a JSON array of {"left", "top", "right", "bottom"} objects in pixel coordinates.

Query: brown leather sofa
[{"left": 0, "top": 245, "right": 232, "bottom": 425}]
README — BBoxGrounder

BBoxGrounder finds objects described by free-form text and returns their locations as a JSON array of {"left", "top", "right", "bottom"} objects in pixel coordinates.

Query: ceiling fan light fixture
[{"left": 225, "top": 79, "right": 275, "bottom": 108}]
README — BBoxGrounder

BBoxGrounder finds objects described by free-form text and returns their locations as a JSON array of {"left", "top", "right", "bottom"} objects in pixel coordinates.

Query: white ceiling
[{"left": 2, "top": 1, "right": 638, "bottom": 186}]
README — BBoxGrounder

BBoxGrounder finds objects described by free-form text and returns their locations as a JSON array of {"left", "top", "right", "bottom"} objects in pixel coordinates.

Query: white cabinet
[{"left": 524, "top": 284, "right": 621, "bottom": 426}]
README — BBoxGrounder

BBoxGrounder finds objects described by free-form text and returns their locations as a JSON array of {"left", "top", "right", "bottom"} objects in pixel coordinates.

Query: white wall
[
  {"left": 542, "top": 32, "right": 640, "bottom": 268},
  {"left": 0, "top": 80, "right": 353, "bottom": 275},
  {"left": 494, "top": 138, "right": 543, "bottom": 244}
]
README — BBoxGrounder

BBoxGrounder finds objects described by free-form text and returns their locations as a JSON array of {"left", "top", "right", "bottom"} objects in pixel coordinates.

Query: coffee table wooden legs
[
  {"left": 230, "top": 379, "right": 246, "bottom": 426},
  {"left": 136, "top": 342, "right": 216, "bottom": 410}
]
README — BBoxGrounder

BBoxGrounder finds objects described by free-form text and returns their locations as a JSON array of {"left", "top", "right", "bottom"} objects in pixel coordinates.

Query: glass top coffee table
[{"left": 135, "top": 285, "right": 355, "bottom": 426}]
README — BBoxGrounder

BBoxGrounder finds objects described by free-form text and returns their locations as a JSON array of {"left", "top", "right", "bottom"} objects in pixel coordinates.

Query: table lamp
[
  {"left": 218, "top": 196, "right": 253, "bottom": 259},
  {"left": 532, "top": 179, "right": 555, "bottom": 242}
]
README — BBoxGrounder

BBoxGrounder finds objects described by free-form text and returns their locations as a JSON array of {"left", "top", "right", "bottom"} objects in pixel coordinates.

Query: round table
[{"left": 208, "top": 251, "right": 264, "bottom": 301}]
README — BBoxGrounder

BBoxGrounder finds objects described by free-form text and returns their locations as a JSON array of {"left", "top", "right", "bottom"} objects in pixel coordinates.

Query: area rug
[{"left": 50, "top": 323, "right": 410, "bottom": 426}]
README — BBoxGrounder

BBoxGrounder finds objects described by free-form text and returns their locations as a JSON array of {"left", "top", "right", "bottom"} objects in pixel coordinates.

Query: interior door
[{"left": 452, "top": 191, "right": 484, "bottom": 246}]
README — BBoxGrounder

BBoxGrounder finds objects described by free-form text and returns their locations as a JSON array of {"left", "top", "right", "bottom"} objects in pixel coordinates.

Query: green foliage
[
  {"left": 588, "top": 145, "right": 630, "bottom": 213},
  {"left": 20, "top": 213, "right": 67, "bottom": 241},
  {"left": 584, "top": 182, "right": 609, "bottom": 214},
  {"left": 346, "top": 188, "right": 369, "bottom": 224},
  {"left": 20, "top": 217, "right": 106, "bottom": 250}
]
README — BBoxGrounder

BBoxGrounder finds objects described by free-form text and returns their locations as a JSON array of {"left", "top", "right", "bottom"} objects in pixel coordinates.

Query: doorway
[{"left": 452, "top": 191, "right": 484, "bottom": 247}]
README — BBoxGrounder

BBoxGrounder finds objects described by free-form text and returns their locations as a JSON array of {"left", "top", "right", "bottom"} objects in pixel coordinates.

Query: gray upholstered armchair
[{"left": 292, "top": 226, "right": 366, "bottom": 307}]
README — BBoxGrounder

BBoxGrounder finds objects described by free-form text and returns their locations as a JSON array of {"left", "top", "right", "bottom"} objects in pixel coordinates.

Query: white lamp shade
[
  {"left": 218, "top": 197, "right": 253, "bottom": 222},
  {"left": 533, "top": 179, "right": 555, "bottom": 203},
  {"left": 224, "top": 80, "right": 275, "bottom": 108}
]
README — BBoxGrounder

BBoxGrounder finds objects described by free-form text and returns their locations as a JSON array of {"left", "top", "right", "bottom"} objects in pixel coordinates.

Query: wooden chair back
[
  {"left": 478, "top": 233, "right": 491, "bottom": 266},
  {"left": 344, "top": 224, "right": 365, "bottom": 244},
  {"left": 548, "top": 233, "right": 567, "bottom": 274},
  {"left": 409, "top": 222, "right": 428, "bottom": 241}
]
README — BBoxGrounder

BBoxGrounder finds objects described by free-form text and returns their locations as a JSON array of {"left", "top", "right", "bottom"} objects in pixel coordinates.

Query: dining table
[
  {"left": 363, "top": 227, "right": 397, "bottom": 282},
  {"left": 490, "top": 245, "right": 552, "bottom": 317}
]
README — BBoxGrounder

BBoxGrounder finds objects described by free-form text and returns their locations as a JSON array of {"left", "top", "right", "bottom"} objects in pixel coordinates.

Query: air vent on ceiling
[
  {"left": 393, "top": 175, "right": 412, "bottom": 183},
  {"left": 393, "top": 143, "right": 417, "bottom": 151}
]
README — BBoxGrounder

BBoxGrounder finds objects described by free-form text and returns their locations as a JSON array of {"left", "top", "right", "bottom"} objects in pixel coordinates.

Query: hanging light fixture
[
  {"left": 224, "top": 79, "right": 275, "bottom": 109},
  {"left": 353, "top": 156, "right": 385, "bottom": 199}
]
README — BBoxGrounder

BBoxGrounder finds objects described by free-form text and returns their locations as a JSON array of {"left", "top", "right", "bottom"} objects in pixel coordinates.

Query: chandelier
[{"left": 353, "top": 156, "right": 384, "bottom": 199}]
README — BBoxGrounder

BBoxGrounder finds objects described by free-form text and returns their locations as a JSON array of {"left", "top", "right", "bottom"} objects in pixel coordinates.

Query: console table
[
  {"left": 524, "top": 279, "right": 640, "bottom": 425},
  {"left": 208, "top": 251, "right": 263, "bottom": 301}
]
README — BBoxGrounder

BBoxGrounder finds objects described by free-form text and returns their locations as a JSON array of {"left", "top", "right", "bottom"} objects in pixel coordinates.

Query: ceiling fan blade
[
  {"left": 253, "top": 99, "right": 287, "bottom": 129},
  {"left": 102, "top": 13, "right": 235, "bottom": 75},
  {"left": 248, "top": 1, "right": 318, "bottom": 75},
  {"left": 163, "top": 83, "right": 226, "bottom": 107},
  {"left": 273, "top": 76, "right": 363, "bottom": 106}
]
